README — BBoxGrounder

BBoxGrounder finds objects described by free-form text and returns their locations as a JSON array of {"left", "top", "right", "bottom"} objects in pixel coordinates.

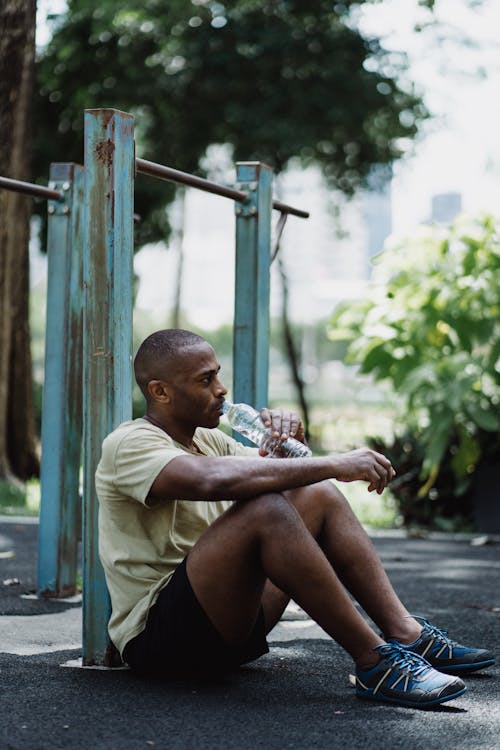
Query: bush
[
  {"left": 367, "top": 432, "right": 477, "bottom": 531},
  {"left": 330, "top": 213, "right": 500, "bottom": 527}
]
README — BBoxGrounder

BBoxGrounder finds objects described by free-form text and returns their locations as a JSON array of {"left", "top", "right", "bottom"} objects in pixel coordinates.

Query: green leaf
[
  {"left": 466, "top": 406, "right": 500, "bottom": 432},
  {"left": 420, "top": 414, "right": 454, "bottom": 480},
  {"left": 451, "top": 426, "right": 481, "bottom": 480}
]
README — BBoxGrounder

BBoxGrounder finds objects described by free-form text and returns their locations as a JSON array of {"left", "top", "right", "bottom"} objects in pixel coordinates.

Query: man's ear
[{"left": 147, "top": 379, "right": 171, "bottom": 403}]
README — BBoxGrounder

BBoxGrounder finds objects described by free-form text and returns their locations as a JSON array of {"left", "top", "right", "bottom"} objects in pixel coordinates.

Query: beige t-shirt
[{"left": 95, "top": 418, "right": 256, "bottom": 657}]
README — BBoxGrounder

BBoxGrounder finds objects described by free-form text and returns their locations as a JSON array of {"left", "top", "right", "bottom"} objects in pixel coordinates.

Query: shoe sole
[
  {"left": 433, "top": 658, "right": 496, "bottom": 675},
  {"left": 356, "top": 685, "right": 466, "bottom": 708}
]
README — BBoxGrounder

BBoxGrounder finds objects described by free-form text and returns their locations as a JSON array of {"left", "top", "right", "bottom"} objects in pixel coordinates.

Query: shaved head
[{"left": 134, "top": 329, "right": 207, "bottom": 399}]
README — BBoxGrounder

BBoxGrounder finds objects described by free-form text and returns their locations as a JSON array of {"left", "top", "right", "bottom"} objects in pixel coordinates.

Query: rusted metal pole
[
  {"left": 136, "top": 157, "right": 309, "bottom": 219},
  {"left": 233, "top": 162, "right": 273, "bottom": 415},
  {"left": 82, "top": 109, "right": 134, "bottom": 666},
  {"left": 37, "top": 163, "right": 83, "bottom": 598},
  {"left": 0, "top": 175, "right": 63, "bottom": 202}
]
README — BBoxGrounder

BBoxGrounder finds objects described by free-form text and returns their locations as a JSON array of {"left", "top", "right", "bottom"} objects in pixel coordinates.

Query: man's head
[
  {"left": 134, "top": 329, "right": 227, "bottom": 430},
  {"left": 134, "top": 329, "right": 206, "bottom": 399}
]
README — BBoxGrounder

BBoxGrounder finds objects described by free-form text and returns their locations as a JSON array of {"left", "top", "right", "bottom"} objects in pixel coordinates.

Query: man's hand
[
  {"left": 253, "top": 410, "right": 393, "bottom": 492},
  {"left": 332, "top": 447, "right": 396, "bottom": 495},
  {"left": 258, "top": 407, "right": 307, "bottom": 456}
]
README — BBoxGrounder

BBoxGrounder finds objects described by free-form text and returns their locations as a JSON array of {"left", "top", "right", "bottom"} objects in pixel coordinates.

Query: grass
[
  {"left": 0, "top": 401, "right": 400, "bottom": 527},
  {"left": 0, "top": 475, "right": 398, "bottom": 529},
  {"left": 0, "top": 479, "right": 40, "bottom": 517},
  {"left": 340, "top": 482, "right": 398, "bottom": 529},
  {"left": 0, "top": 397, "right": 400, "bottom": 527},
  {"left": 307, "top": 403, "right": 399, "bottom": 529}
]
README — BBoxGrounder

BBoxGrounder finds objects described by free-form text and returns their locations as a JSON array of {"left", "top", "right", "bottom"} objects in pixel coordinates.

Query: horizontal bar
[
  {"left": 0, "top": 169, "right": 310, "bottom": 219},
  {"left": 0, "top": 175, "right": 64, "bottom": 202},
  {"left": 136, "top": 158, "right": 309, "bottom": 219},
  {"left": 273, "top": 199, "right": 309, "bottom": 219},
  {"left": 136, "top": 158, "right": 247, "bottom": 202}
]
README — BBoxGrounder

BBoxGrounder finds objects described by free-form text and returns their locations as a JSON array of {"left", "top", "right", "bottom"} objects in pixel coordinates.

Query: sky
[
  {"left": 35, "top": 0, "right": 500, "bottom": 326},
  {"left": 357, "top": 0, "right": 500, "bottom": 234}
]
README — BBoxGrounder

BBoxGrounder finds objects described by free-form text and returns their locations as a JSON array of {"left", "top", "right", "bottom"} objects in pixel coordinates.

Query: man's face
[{"left": 166, "top": 341, "right": 228, "bottom": 429}]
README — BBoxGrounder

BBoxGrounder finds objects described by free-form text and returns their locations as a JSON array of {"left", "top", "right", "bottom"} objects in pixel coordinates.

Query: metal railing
[
  {"left": 0, "top": 175, "right": 64, "bottom": 202},
  {"left": 0, "top": 165, "right": 84, "bottom": 600},
  {"left": 1, "top": 108, "right": 311, "bottom": 667},
  {"left": 136, "top": 157, "right": 310, "bottom": 218}
]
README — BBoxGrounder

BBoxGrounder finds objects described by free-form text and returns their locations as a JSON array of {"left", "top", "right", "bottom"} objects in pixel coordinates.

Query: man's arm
[{"left": 147, "top": 448, "right": 395, "bottom": 503}]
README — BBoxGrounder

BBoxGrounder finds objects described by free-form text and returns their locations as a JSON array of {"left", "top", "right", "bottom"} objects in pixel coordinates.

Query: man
[{"left": 96, "top": 329, "right": 494, "bottom": 708}]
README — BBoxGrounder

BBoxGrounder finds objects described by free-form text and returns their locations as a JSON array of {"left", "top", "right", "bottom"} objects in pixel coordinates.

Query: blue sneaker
[
  {"left": 355, "top": 643, "right": 466, "bottom": 708},
  {"left": 393, "top": 616, "right": 495, "bottom": 674}
]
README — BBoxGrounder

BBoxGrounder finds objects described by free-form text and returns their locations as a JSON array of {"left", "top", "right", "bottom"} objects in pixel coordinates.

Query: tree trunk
[
  {"left": 0, "top": 0, "right": 39, "bottom": 482},
  {"left": 276, "top": 253, "right": 311, "bottom": 442}
]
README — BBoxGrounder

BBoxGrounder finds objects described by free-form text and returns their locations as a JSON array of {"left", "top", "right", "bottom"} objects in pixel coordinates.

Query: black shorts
[{"left": 123, "top": 558, "right": 269, "bottom": 677}]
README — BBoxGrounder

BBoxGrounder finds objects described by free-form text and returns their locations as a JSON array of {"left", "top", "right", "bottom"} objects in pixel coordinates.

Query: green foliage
[
  {"left": 329, "top": 213, "right": 500, "bottom": 505},
  {"left": 34, "top": 0, "right": 427, "bottom": 244},
  {"left": 0, "top": 480, "right": 26, "bottom": 509},
  {"left": 0, "top": 479, "right": 40, "bottom": 516},
  {"left": 340, "top": 479, "right": 397, "bottom": 529},
  {"left": 367, "top": 433, "right": 476, "bottom": 531}
]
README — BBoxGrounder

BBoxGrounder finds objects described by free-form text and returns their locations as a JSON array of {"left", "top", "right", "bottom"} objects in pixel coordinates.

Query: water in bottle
[{"left": 222, "top": 401, "right": 312, "bottom": 458}]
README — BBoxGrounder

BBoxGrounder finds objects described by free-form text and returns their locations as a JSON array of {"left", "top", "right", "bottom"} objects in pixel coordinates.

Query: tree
[
  {"left": 3, "top": 0, "right": 429, "bottom": 483},
  {"left": 30, "top": 0, "right": 427, "bottom": 447},
  {"left": 0, "top": 0, "right": 39, "bottom": 483},
  {"left": 33, "top": 0, "right": 426, "bottom": 237}
]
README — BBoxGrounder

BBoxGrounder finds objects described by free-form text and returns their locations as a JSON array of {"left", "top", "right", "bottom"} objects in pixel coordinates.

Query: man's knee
[
  {"left": 238, "top": 491, "right": 301, "bottom": 531},
  {"left": 286, "top": 479, "right": 345, "bottom": 509},
  {"left": 285, "top": 480, "right": 353, "bottom": 532}
]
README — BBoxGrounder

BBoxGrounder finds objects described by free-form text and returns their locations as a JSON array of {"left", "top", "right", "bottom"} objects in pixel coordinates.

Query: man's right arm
[{"left": 147, "top": 449, "right": 395, "bottom": 504}]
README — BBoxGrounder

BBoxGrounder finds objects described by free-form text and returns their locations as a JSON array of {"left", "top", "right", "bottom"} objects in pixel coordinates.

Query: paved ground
[{"left": 0, "top": 518, "right": 499, "bottom": 750}]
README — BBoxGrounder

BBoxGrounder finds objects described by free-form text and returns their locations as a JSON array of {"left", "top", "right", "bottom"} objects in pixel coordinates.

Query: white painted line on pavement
[
  {"left": 60, "top": 657, "right": 129, "bottom": 670},
  {"left": 0, "top": 607, "right": 81, "bottom": 655}
]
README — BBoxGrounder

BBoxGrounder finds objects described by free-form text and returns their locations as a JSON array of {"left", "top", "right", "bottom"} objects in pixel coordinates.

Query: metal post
[
  {"left": 233, "top": 162, "right": 273, "bottom": 412},
  {"left": 37, "top": 163, "right": 83, "bottom": 597},
  {"left": 82, "top": 109, "right": 134, "bottom": 666}
]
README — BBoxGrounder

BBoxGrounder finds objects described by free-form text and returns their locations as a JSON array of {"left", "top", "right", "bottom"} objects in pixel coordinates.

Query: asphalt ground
[{"left": 0, "top": 518, "right": 499, "bottom": 750}]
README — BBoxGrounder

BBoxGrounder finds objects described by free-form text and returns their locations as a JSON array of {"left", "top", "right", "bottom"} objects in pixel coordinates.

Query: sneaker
[
  {"left": 355, "top": 643, "right": 466, "bottom": 708},
  {"left": 393, "top": 616, "right": 496, "bottom": 674}
]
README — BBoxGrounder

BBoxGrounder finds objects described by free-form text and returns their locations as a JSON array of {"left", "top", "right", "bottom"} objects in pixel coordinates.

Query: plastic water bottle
[{"left": 222, "top": 401, "right": 312, "bottom": 458}]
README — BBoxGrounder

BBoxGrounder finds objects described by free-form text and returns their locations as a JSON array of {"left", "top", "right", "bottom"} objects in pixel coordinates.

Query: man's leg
[
  {"left": 187, "top": 491, "right": 385, "bottom": 668},
  {"left": 282, "top": 481, "right": 422, "bottom": 644},
  {"left": 186, "top": 489, "right": 468, "bottom": 707},
  {"left": 277, "top": 482, "right": 494, "bottom": 675}
]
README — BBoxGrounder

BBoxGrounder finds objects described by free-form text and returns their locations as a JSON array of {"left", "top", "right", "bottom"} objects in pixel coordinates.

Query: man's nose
[{"left": 215, "top": 377, "right": 227, "bottom": 396}]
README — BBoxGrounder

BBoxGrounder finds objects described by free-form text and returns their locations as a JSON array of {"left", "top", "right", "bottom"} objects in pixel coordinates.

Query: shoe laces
[
  {"left": 416, "top": 617, "right": 458, "bottom": 648},
  {"left": 374, "top": 643, "right": 430, "bottom": 677}
]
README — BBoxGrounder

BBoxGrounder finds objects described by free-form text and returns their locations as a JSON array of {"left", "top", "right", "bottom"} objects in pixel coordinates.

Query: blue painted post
[
  {"left": 82, "top": 109, "right": 134, "bottom": 666},
  {"left": 37, "top": 163, "right": 84, "bottom": 597},
  {"left": 233, "top": 162, "right": 273, "bottom": 412}
]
